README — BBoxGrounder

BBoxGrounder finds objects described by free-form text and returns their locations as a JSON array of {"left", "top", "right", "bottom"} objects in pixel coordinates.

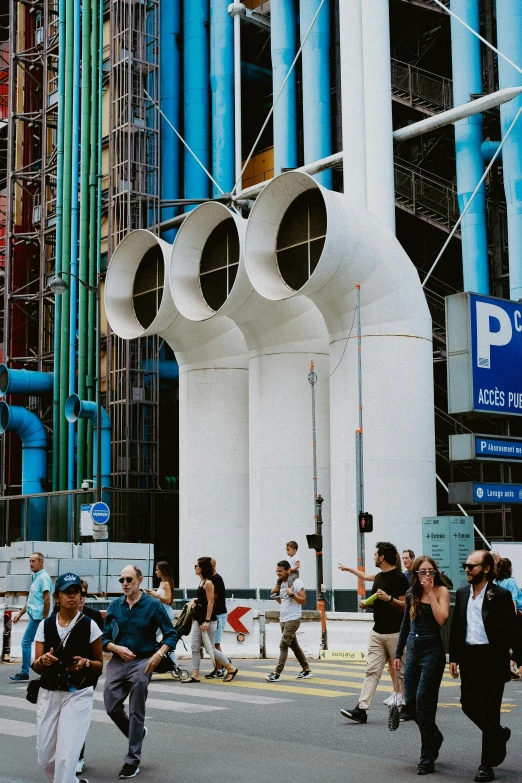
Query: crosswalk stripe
[
  {"left": 148, "top": 682, "right": 293, "bottom": 705},
  {"left": 226, "top": 670, "right": 398, "bottom": 692},
  {"left": 252, "top": 664, "right": 458, "bottom": 687},
  {"left": 91, "top": 691, "right": 225, "bottom": 714},
  {"left": 0, "top": 717, "right": 36, "bottom": 737},
  {"left": 0, "top": 694, "right": 113, "bottom": 724},
  {"left": 200, "top": 677, "right": 355, "bottom": 697}
]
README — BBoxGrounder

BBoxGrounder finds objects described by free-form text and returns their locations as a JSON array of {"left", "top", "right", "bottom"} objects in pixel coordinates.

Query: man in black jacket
[{"left": 449, "top": 550, "right": 522, "bottom": 782}]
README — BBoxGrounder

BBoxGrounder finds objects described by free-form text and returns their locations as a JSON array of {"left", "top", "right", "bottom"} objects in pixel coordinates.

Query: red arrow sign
[{"left": 226, "top": 606, "right": 251, "bottom": 635}]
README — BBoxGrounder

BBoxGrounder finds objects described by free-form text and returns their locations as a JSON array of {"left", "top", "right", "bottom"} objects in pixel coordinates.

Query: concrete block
[
  {"left": 0, "top": 562, "right": 10, "bottom": 577},
  {"left": 58, "top": 559, "right": 100, "bottom": 577},
  {"left": 0, "top": 546, "right": 11, "bottom": 562},
  {"left": 6, "top": 574, "right": 32, "bottom": 592},
  {"left": 82, "top": 576, "right": 101, "bottom": 594},
  {"left": 106, "top": 543, "right": 152, "bottom": 560},
  {"left": 10, "top": 541, "right": 74, "bottom": 560},
  {"left": 0, "top": 576, "right": 6, "bottom": 594},
  {"left": 9, "top": 558, "right": 59, "bottom": 577},
  {"left": 87, "top": 543, "right": 108, "bottom": 559}
]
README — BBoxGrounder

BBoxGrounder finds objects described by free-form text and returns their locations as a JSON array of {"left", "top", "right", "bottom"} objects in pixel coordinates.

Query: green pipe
[
  {"left": 53, "top": 0, "right": 66, "bottom": 491},
  {"left": 95, "top": 0, "right": 104, "bottom": 484},
  {"left": 59, "top": 0, "right": 75, "bottom": 490},
  {"left": 77, "top": 0, "right": 93, "bottom": 486},
  {"left": 87, "top": 0, "right": 99, "bottom": 480}
]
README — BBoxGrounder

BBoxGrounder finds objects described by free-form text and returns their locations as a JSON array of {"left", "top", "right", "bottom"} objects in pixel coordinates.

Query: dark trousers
[
  {"left": 459, "top": 645, "right": 506, "bottom": 767},
  {"left": 103, "top": 657, "right": 151, "bottom": 767},
  {"left": 404, "top": 635, "right": 446, "bottom": 765}
]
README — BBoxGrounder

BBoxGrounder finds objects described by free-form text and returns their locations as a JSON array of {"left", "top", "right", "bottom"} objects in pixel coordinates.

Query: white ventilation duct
[
  {"left": 245, "top": 172, "right": 436, "bottom": 587},
  {"left": 169, "top": 202, "right": 331, "bottom": 588},
  {"left": 105, "top": 229, "right": 250, "bottom": 586}
]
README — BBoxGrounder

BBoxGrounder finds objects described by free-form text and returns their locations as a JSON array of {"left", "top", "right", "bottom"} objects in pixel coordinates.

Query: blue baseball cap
[{"left": 55, "top": 573, "right": 82, "bottom": 592}]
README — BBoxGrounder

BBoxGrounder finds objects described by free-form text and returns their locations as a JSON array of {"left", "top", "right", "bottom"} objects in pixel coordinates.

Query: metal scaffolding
[{"left": 107, "top": 0, "right": 161, "bottom": 489}]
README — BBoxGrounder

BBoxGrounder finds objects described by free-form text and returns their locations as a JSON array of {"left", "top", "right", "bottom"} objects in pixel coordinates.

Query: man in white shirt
[
  {"left": 266, "top": 561, "right": 313, "bottom": 682},
  {"left": 449, "top": 550, "right": 522, "bottom": 783}
]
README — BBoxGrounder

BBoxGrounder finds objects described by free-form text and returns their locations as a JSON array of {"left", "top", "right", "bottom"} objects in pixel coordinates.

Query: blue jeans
[
  {"left": 21, "top": 617, "right": 41, "bottom": 675},
  {"left": 403, "top": 634, "right": 446, "bottom": 765}
]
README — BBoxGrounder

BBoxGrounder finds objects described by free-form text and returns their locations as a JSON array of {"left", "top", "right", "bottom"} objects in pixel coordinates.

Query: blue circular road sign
[{"left": 91, "top": 501, "right": 110, "bottom": 525}]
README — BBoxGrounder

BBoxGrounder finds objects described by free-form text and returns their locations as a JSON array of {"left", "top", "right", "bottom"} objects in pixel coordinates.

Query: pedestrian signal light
[{"left": 358, "top": 512, "right": 373, "bottom": 533}]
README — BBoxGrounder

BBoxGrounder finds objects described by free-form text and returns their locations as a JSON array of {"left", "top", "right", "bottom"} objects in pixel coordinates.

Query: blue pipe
[
  {"left": 142, "top": 359, "right": 179, "bottom": 381},
  {"left": 0, "top": 365, "right": 54, "bottom": 397},
  {"left": 183, "top": 0, "right": 211, "bottom": 208},
  {"left": 300, "top": 0, "right": 332, "bottom": 188},
  {"left": 450, "top": 1, "right": 489, "bottom": 294},
  {"left": 160, "top": 0, "right": 181, "bottom": 242},
  {"left": 210, "top": 0, "right": 234, "bottom": 196},
  {"left": 481, "top": 141, "right": 502, "bottom": 162},
  {"left": 270, "top": 0, "right": 298, "bottom": 175},
  {"left": 65, "top": 394, "right": 111, "bottom": 489},
  {"left": 68, "top": 0, "right": 81, "bottom": 489},
  {"left": 495, "top": 0, "right": 522, "bottom": 300},
  {"left": 0, "top": 402, "right": 47, "bottom": 539}
]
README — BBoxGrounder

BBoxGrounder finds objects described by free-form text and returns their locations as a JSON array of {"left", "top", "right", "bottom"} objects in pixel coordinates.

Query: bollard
[
  {"left": 258, "top": 611, "right": 266, "bottom": 659},
  {"left": 2, "top": 610, "right": 12, "bottom": 662}
]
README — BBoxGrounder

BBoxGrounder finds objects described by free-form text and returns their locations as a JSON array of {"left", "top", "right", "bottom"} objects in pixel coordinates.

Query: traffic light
[{"left": 358, "top": 511, "right": 373, "bottom": 533}]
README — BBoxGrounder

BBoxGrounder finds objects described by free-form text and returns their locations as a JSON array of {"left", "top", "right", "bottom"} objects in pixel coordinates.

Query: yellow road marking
[
  {"left": 201, "top": 678, "right": 354, "bottom": 697},
  {"left": 252, "top": 665, "right": 458, "bottom": 687}
]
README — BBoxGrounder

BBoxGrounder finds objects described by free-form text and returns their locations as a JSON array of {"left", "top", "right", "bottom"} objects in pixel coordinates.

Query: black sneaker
[
  {"left": 205, "top": 668, "right": 223, "bottom": 679},
  {"left": 400, "top": 706, "right": 414, "bottom": 722},
  {"left": 119, "top": 764, "right": 140, "bottom": 779},
  {"left": 340, "top": 706, "right": 367, "bottom": 723},
  {"left": 474, "top": 765, "right": 494, "bottom": 782},
  {"left": 266, "top": 672, "right": 281, "bottom": 682},
  {"left": 9, "top": 672, "right": 29, "bottom": 682}
]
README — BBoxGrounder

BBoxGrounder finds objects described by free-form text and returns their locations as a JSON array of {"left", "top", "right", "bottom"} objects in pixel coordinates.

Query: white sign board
[{"left": 80, "top": 504, "right": 94, "bottom": 537}]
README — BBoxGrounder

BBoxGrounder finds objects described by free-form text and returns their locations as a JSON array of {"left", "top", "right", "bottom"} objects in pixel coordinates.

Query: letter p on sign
[{"left": 476, "top": 301, "right": 512, "bottom": 368}]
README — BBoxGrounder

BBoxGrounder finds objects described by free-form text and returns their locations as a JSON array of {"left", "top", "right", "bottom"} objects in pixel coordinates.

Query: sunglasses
[
  {"left": 416, "top": 569, "right": 437, "bottom": 576},
  {"left": 194, "top": 564, "right": 199, "bottom": 568},
  {"left": 118, "top": 576, "right": 135, "bottom": 584},
  {"left": 462, "top": 563, "right": 483, "bottom": 571}
]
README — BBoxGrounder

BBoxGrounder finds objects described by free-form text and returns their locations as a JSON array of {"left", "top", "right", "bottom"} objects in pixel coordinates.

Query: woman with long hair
[
  {"left": 32, "top": 573, "right": 103, "bottom": 783},
  {"left": 188, "top": 557, "right": 238, "bottom": 683},
  {"left": 394, "top": 556, "right": 450, "bottom": 775},
  {"left": 146, "top": 561, "right": 176, "bottom": 620}
]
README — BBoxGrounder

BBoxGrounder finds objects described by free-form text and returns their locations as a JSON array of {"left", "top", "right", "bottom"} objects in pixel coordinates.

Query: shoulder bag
[{"left": 27, "top": 613, "right": 84, "bottom": 704}]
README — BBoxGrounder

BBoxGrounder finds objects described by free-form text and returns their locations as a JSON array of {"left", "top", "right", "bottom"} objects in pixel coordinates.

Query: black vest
[{"left": 40, "top": 615, "right": 99, "bottom": 691}]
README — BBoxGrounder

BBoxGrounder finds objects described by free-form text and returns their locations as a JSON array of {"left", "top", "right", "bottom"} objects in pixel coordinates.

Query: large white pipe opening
[
  {"left": 169, "top": 202, "right": 332, "bottom": 588},
  {"left": 245, "top": 172, "right": 436, "bottom": 587},
  {"left": 105, "top": 229, "right": 250, "bottom": 586}
]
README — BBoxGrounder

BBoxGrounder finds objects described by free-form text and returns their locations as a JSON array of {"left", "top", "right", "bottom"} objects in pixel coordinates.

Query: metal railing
[
  {"left": 391, "top": 59, "right": 453, "bottom": 115},
  {"left": 0, "top": 487, "right": 179, "bottom": 548},
  {"left": 395, "top": 159, "right": 460, "bottom": 231}
]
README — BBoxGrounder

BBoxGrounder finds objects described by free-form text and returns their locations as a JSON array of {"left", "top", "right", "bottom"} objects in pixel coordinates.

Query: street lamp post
[
  {"left": 307, "top": 361, "right": 328, "bottom": 651},
  {"left": 49, "top": 271, "right": 102, "bottom": 501}
]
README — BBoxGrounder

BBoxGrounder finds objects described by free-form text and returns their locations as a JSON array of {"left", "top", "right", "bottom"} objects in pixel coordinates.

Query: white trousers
[{"left": 36, "top": 686, "right": 94, "bottom": 783}]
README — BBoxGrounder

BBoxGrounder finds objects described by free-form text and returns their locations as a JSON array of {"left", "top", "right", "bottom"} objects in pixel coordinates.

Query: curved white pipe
[
  {"left": 105, "top": 229, "right": 250, "bottom": 587},
  {"left": 169, "top": 203, "right": 332, "bottom": 588},
  {"left": 245, "top": 172, "right": 436, "bottom": 587}
]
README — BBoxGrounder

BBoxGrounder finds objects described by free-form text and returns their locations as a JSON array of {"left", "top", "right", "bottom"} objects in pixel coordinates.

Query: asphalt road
[{"left": 1, "top": 657, "right": 521, "bottom": 783}]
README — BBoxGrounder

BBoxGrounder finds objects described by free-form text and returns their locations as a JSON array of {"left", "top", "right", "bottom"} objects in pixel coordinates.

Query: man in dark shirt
[
  {"left": 339, "top": 541, "right": 409, "bottom": 724},
  {"left": 205, "top": 558, "right": 228, "bottom": 679},
  {"left": 102, "top": 564, "right": 178, "bottom": 779}
]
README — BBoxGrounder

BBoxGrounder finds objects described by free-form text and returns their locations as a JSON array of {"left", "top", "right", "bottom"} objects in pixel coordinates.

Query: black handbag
[
  {"left": 387, "top": 680, "right": 401, "bottom": 732},
  {"left": 27, "top": 613, "right": 84, "bottom": 703}
]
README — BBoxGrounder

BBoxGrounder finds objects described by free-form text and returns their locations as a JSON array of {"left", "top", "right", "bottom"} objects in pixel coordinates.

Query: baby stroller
[{"left": 154, "top": 603, "right": 194, "bottom": 681}]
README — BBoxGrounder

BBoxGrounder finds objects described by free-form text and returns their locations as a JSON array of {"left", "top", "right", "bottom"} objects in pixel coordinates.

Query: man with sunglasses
[
  {"left": 102, "top": 564, "right": 178, "bottom": 779},
  {"left": 449, "top": 550, "right": 522, "bottom": 783}
]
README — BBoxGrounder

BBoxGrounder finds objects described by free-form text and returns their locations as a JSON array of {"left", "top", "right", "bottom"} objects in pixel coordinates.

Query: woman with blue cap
[{"left": 32, "top": 572, "right": 103, "bottom": 783}]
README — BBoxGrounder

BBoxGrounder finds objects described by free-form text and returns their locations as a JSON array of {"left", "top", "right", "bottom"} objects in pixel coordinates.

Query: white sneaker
[
  {"left": 76, "top": 759, "right": 84, "bottom": 774},
  {"left": 383, "top": 694, "right": 394, "bottom": 706},
  {"left": 384, "top": 693, "right": 402, "bottom": 707}
]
